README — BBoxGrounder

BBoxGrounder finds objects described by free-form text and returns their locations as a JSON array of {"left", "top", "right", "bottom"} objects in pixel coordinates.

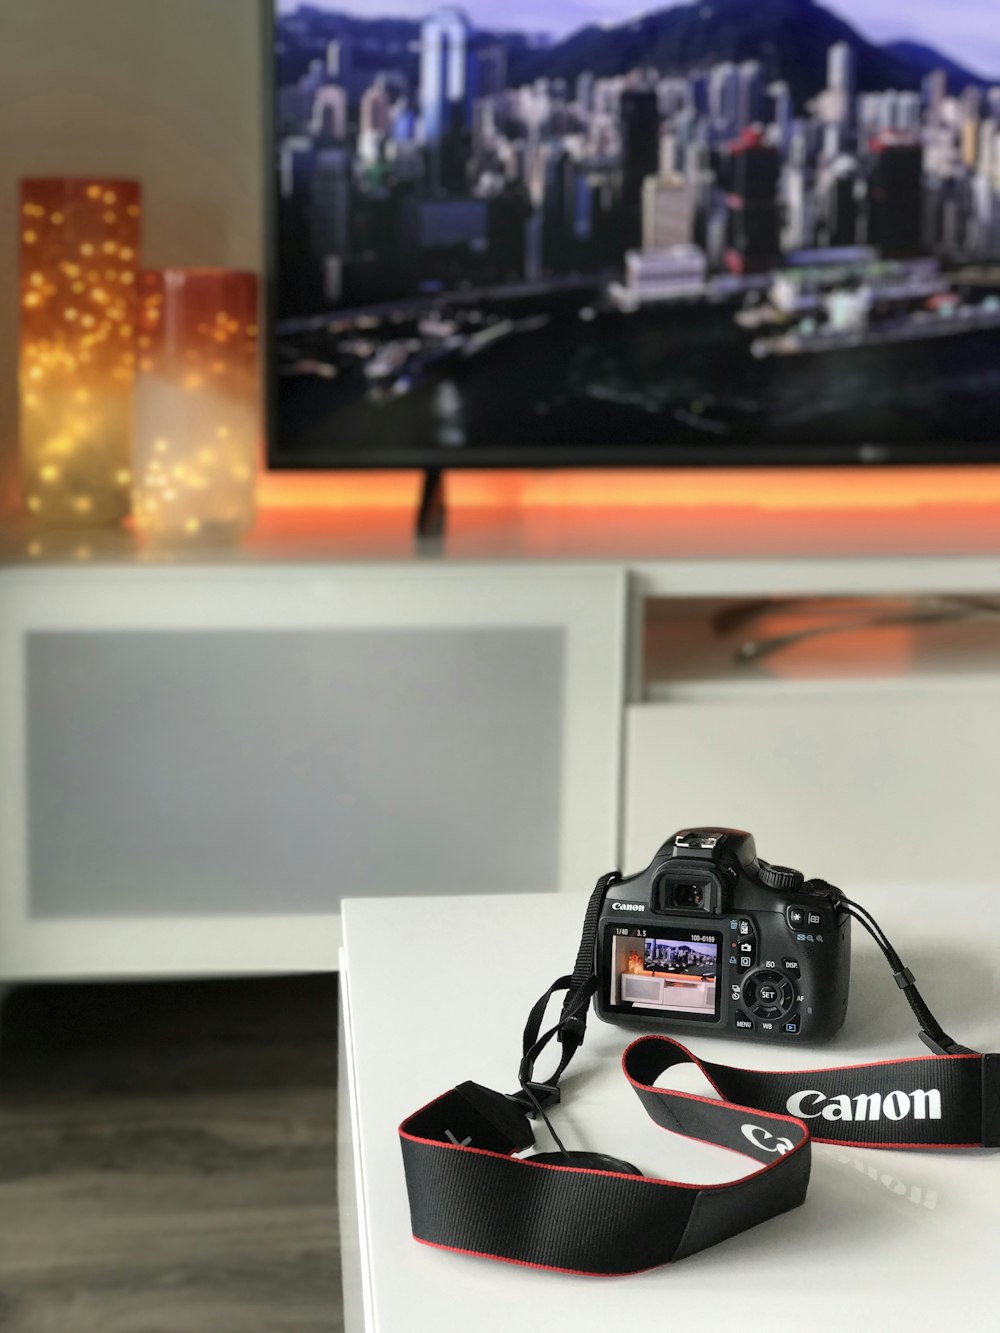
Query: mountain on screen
[
  {"left": 506, "top": 0, "right": 993, "bottom": 104},
  {"left": 279, "top": 0, "right": 996, "bottom": 106}
]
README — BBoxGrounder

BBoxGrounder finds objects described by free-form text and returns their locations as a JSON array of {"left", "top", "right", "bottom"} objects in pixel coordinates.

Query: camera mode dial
[{"left": 757, "top": 860, "right": 804, "bottom": 892}]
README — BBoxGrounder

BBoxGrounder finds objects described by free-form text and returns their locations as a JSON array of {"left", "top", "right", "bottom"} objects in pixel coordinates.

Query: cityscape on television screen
[{"left": 273, "top": 1, "right": 1000, "bottom": 458}]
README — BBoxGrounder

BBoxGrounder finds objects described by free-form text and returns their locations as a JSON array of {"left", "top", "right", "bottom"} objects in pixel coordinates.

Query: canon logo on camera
[{"left": 611, "top": 902, "right": 646, "bottom": 912}]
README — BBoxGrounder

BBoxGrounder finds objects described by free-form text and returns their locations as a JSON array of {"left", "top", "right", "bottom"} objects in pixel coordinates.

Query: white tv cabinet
[{"left": 2, "top": 509, "right": 999, "bottom": 983}]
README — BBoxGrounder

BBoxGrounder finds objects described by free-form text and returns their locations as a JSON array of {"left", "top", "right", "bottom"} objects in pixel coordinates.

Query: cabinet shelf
[{"left": 643, "top": 594, "right": 1000, "bottom": 701}]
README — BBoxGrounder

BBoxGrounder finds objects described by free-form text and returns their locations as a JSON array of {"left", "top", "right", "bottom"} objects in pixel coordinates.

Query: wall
[{"left": 0, "top": 0, "right": 265, "bottom": 512}]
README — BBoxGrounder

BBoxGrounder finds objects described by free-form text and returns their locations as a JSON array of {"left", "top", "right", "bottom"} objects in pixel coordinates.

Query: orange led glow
[
  {"left": 19, "top": 178, "right": 140, "bottom": 527},
  {"left": 255, "top": 466, "right": 1000, "bottom": 514},
  {"left": 247, "top": 464, "right": 1000, "bottom": 562}
]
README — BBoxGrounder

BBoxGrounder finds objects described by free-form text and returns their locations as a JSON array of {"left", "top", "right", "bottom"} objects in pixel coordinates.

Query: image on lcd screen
[{"left": 608, "top": 928, "right": 720, "bottom": 1017}]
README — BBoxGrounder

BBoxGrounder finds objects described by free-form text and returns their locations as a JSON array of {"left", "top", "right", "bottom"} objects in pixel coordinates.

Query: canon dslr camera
[{"left": 596, "top": 828, "right": 850, "bottom": 1041}]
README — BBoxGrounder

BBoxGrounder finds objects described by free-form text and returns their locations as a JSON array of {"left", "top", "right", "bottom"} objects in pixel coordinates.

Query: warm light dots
[
  {"left": 19, "top": 178, "right": 141, "bottom": 525},
  {"left": 134, "top": 268, "right": 259, "bottom": 542}
]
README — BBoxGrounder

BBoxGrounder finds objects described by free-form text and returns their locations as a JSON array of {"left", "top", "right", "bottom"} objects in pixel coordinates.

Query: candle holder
[
  {"left": 19, "top": 179, "right": 141, "bottom": 526},
  {"left": 134, "top": 269, "right": 259, "bottom": 542}
]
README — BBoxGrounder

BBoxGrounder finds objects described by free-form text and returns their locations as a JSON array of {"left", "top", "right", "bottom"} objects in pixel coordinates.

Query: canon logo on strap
[
  {"left": 741, "top": 1123, "right": 795, "bottom": 1155},
  {"left": 786, "top": 1088, "right": 943, "bottom": 1123}
]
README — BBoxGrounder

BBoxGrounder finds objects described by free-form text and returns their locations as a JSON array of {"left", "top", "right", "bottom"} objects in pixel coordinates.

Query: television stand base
[{"left": 416, "top": 468, "right": 446, "bottom": 547}]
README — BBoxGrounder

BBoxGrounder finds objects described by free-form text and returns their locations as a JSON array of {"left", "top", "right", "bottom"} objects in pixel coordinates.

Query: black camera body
[{"left": 595, "top": 828, "right": 851, "bottom": 1042}]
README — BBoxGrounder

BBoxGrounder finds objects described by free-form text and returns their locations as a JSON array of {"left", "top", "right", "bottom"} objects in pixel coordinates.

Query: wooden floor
[{"left": 0, "top": 976, "right": 343, "bottom": 1332}]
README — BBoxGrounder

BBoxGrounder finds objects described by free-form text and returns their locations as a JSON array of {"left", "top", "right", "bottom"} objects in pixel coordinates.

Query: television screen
[{"left": 269, "top": 0, "right": 1000, "bottom": 467}]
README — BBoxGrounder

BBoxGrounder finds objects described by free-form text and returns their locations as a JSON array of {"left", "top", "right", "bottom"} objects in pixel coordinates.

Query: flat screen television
[{"left": 267, "top": 0, "right": 1000, "bottom": 469}]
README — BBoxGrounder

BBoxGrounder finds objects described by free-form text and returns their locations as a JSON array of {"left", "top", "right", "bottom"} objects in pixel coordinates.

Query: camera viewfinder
[
  {"left": 673, "top": 882, "right": 706, "bottom": 909},
  {"left": 653, "top": 871, "right": 720, "bottom": 915}
]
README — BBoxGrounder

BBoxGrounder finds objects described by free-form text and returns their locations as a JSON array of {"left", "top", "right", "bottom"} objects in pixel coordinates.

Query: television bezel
[{"left": 261, "top": 0, "right": 1000, "bottom": 472}]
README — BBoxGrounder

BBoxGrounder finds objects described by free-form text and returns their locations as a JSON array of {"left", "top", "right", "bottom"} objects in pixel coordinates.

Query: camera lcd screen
[{"left": 605, "top": 926, "right": 721, "bottom": 1021}]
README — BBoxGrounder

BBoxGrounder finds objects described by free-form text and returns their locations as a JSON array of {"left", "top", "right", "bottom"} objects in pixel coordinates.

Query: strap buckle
[
  {"left": 558, "top": 1012, "right": 588, "bottom": 1052},
  {"left": 507, "top": 1081, "right": 562, "bottom": 1117},
  {"left": 919, "top": 1030, "right": 975, "bottom": 1057}
]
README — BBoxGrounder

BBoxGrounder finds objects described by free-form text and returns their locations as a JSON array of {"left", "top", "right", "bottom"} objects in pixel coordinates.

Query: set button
[{"left": 742, "top": 969, "right": 796, "bottom": 1020}]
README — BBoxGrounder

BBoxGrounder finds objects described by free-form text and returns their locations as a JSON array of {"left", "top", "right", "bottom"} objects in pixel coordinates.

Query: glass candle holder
[
  {"left": 134, "top": 269, "right": 259, "bottom": 542},
  {"left": 19, "top": 179, "right": 141, "bottom": 525}
]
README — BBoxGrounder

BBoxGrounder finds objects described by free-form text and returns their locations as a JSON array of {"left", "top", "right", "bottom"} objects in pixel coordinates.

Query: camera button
[
  {"left": 734, "top": 1011, "right": 755, "bottom": 1031},
  {"left": 782, "top": 957, "right": 801, "bottom": 976},
  {"left": 738, "top": 919, "right": 753, "bottom": 937},
  {"left": 783, "top": 1015, "right": 801, "bottom": 1035},
  {"left": 786, "top": 906, "right": 806, "bottom": 929},
  {"left": 806, "top": 910, "right": 824, "bottom": 928},
  {"left": 739, "top": 956, "right": 753, "bottom": 968},
  {"left": 757, "top": 983, "right": 779, "bottom": 1003}
]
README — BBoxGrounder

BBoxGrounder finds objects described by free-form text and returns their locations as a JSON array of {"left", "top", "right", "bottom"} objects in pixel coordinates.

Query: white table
[{"left": 339, "top": 887, "right": 999, "bottom": 1332}]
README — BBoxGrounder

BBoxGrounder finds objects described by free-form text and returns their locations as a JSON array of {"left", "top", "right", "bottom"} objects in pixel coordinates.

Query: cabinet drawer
[{"left": 0, "top": 564, "right": 625, "bottom": 979}]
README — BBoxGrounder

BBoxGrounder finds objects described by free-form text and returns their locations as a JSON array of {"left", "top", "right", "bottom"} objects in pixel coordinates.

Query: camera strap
[{"left": 399, "top": 873, "right": 1000, "bottom": 1276}]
